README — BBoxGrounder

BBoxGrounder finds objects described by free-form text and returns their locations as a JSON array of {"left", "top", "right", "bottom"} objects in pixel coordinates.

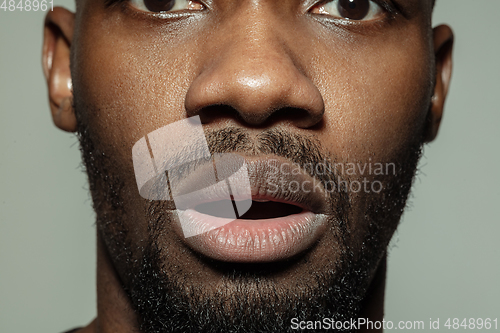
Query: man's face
[{"left": 49, "top": 0, "right": 449, "bottom": 331}]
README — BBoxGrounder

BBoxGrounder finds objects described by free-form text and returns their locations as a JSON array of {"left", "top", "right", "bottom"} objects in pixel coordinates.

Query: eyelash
[
  {"left": 104, "top": 0, "right": 400, "bottom": 25},
  {"left": 311, "top": 0, "right": 402, "bottom": 36},
  {"left": 310, "top": 0, "right": 398, "bottom": 19}
]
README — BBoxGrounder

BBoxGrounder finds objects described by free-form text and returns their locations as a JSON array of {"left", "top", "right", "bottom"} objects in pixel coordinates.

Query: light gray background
[{"left": 1, "top": 0, "right": 499, "bottom": 332}]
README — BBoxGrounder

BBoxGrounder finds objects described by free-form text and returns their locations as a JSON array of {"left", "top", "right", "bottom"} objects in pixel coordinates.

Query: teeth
[{"left": 253, "top": 199, "right": 270, "bottom": 203}]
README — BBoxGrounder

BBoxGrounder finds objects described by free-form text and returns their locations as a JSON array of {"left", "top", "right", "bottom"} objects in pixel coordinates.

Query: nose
[{"left": 184, "top": 12, "right": 324, "bottom": 128}]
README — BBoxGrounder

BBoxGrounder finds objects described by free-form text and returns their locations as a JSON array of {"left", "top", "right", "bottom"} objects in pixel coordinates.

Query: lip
[{"left": 170, "top": 155, "right": 329, "bottom": 262}]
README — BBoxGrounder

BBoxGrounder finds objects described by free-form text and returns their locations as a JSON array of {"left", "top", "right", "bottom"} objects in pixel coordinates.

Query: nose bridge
[
  {"left": 185, "top": 3, "right": 324, "bottom": 127},
  {"left": 218, "top": 0, "right": 290, "bottom": 72},
  {"left": 221, "top": 19, "right": 295, "bottom": 106}
]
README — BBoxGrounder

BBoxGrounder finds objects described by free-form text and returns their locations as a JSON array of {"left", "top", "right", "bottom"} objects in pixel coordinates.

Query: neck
[
  {"left": 360, "top": 255, "right": 387, "bottom": 333},
  {"left": 94, "top": 232, "right": 140, "bottom": 333}
]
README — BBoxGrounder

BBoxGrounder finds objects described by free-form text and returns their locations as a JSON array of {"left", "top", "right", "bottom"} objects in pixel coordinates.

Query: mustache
[{"left": 205, "top": 127, "right": 343, "bottom": 186}]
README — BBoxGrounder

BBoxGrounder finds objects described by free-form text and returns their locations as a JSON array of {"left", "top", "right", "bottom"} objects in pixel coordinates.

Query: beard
[{"left": 76, "top": 109, "right": 424, "bottom": 332}]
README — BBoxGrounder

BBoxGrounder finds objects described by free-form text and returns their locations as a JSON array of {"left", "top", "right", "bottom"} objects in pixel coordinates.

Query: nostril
[
  {"left": 195, "top": 105, "right": 238, "bottom": 124},
  {"left": 195, "top": 104, "right": 277, "bottom": 127},
  {"left": 266, "top": 107, "right": 320, "bottom": 127},
  {"left": 195, "top": 105, "right": 271, "bottom": 126}
]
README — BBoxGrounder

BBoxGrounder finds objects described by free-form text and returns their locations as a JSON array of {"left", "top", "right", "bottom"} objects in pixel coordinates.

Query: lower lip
[{"left": 175, "top": 209, "right": 328, "bottom": 262}]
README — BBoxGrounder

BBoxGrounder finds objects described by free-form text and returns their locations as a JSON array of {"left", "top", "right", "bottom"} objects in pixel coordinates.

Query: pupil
[
  {"left": 144, "top": 0, "right": 175, "bottom": 12},
  {"left": 338, "top": 0, "right": 370, "bottom": 20}
]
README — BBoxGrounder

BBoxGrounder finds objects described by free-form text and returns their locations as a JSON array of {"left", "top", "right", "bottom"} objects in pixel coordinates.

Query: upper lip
[{"left": 166, "top": 154, "right": 328, "bottom": 215}]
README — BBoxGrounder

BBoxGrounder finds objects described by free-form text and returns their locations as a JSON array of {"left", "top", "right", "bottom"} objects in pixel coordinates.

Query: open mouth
[
  {"left": 194, "top": 200, "right": 304, "bottom": 220},
  {"left": 172, "top": 156, "right": 330, "bottom": 262}
]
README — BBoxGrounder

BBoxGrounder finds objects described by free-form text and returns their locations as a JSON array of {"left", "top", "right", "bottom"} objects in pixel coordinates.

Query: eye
[
  {"left": 310, "top": 0, "right": 384, "bottom": 21},
  {"left": 129, "top": 0, "right": 204, "bottom": 13}
]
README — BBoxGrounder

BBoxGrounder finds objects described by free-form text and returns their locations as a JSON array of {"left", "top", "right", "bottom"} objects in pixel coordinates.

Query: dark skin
[{"left": 43, "top": 0, "right": 453, "bottom": 331}]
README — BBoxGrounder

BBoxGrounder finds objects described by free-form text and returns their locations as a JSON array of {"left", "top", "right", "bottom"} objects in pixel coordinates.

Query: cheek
[
  {"left": 317, "top": 36, "right": 433, "bottom": 163},
  {"left": 72, "top": 12, "right": 202, "bottom": 159},
  {"left": 71, "top": 14, "right": 204, "bottom": 231}
]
